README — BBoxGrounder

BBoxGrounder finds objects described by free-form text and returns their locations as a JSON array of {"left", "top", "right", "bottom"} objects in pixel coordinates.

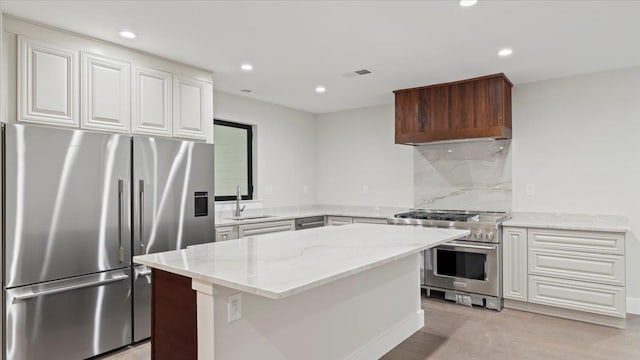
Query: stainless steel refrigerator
[
  {"left": 2, "top": 124, "right": 214, "bottom": 359},
  {"left": 131, "top": 135, "right": 215, "bottom": 342}
]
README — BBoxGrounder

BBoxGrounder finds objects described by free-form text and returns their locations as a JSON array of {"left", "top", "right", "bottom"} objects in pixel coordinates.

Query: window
[{"left": 214, "top": 120, "right": 253, "bottom": 201}]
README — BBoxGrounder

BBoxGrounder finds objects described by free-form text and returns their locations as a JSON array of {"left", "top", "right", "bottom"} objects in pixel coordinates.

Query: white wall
[
  {"left": 213, "top": 91, "right": 317, "bottom": 207},
  {"left": 315, "top": 104, "right": 413, "bottom": 208},
  {"left": 512, "top": 66, "right": 640, "bottom": 309}
]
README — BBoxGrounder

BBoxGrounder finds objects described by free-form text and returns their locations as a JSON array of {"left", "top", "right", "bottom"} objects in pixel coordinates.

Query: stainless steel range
[{"left": 388, "top": 210, "right": 510, "bottom": 310}]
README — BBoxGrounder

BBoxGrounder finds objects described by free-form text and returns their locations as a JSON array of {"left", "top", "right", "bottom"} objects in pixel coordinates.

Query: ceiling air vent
[{"left": 343, "top": 69, "right": 373, "bottom": 78}]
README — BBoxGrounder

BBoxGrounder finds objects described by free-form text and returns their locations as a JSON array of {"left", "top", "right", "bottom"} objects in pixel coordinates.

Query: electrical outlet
[
  {"left": 526, "top": 184, "right": 536, "bottom": 196},
  {"left": 362, "top": 185, "right": 369, "bottom": 194},
  {"left": 228, "top": 293, "right": 242, "bottom": 322},
  {"left": 303, "top": 185, "right": 309, "bottom": 194}
]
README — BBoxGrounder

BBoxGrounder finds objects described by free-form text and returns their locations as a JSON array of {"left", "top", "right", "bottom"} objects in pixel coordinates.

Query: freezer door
[
  {"left": 133, "top": 136, "right": 214, "bottom": 255},
  {"left": 4, "top": 269, "right": 132, "bottom": 360},
  {"left": 133, "top": 265, "right": 152, "bottom": 342},
  {"left": 4, "top": 124, "right": 131, "bottom": 288}
]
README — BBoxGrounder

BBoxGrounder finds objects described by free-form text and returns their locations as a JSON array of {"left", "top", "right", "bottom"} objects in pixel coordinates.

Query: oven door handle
[{"left": 438, "top": 242, "right": 497, "bottom": 251}]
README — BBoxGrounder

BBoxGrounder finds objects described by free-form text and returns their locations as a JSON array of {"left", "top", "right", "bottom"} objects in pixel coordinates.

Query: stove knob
[
  {"left": 473, "top": 231, "right": 483, "bottom": 240},
  {"left": 486, "top": 232, "right": 495, "bottom": 241}
]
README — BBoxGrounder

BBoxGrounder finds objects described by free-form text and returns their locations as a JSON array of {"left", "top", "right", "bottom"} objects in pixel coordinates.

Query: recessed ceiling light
[
  {"left": 241, "top": 63, "right": 253, "bottom": 71},
  {"left": 315, "top": 86, "right": 326, "bottom": 94},
  {"left": 118, "top": 30, "right": 136, "bottom": 39},
  {"left": 240, "top": 89, "right": 252, "bottom": 93},
  {"left": 459, "top": 0, "right": 478, "bottom": 7},
  {"left": 498, "top": 48, "right": 513, "bottom": 57}
]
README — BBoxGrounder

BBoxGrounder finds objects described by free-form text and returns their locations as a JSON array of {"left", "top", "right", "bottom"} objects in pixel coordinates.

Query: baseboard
[
  {"left": 628, "top": 297, "right": 640, "bottom": 315},
  {"left": 346, "top": 310, "right": 424, "bottom": 360}
]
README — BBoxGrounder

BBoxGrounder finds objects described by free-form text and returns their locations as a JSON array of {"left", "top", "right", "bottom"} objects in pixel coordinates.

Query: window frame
[{"left": 214, "top": 119, "right": 254, "bottom": 201}]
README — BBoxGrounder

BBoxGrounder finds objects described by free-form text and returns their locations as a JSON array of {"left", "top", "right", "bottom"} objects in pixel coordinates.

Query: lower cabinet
[
  {"left": 215, "top": 225, "right": 239, "bottom": 241},
  {"left": 238, "top": 220, "right": 295, "bottom": 237},
  {"left": 353, "top": 217, "right": 389, "bottom": 225},
  {"left": 502, "top": 225, "right": 627, "bottom": 326},
  {"left": 528, "top": 275, "right": 626, "bottom": 318},
  {"left": 502, "top": 227, "right": 528, "bottom": 301},
  {"left": 326, "top": 216, "right": 354, "bottom": 226}
]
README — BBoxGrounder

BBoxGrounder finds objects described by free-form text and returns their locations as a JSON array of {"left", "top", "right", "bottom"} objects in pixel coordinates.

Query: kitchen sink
[{"left": 225, "top": 215, "right": 276, "bottom": 221}]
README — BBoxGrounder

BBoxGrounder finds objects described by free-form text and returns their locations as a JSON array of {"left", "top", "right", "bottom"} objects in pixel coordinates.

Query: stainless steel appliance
[
  {"left": 131, "top": 136, "right": 214, "bottom": 342},
  {"left": 295, "top": 216, "right": 325, "bottom": 230},
  {"left": 388, "top": 210, "right": 509, "bottom": 310},
  {"left": 2, "top": 124, "right": 215, "bottom": 359},
  {"left": 3, "top": 124, "right": 132, "bottom": 360}
]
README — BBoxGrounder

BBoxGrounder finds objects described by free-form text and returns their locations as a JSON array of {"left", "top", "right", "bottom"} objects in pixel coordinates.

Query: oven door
[{"left": 426, "top": 241, "right": 500, "bottom": 297}]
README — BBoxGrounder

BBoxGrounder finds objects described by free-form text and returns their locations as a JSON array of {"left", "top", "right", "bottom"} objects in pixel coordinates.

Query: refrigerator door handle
[
  {"left": 12, "top": 274, "right": 130, "bottom": 302},
  {"left": 118, "top": 179, "right": 125, "bottom": 262},
  {"left": 139, "top": 179, "right": 145, "bottom": 252},
  {"left": 137, "top": 269, "right": 152, "bottom": 277}
]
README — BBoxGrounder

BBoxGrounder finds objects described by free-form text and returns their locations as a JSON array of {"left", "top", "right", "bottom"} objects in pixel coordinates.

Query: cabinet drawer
[
  {"left": 528, "top": 228, "right": 624, "bottom": 255},
  {"left": 529, "top": 248, "right": 625, "bottom": 286},
  {"left": 238, "top": 220, "right": 294, "bottom": 237},
  {"left": 353, "top": 217, "right": 388, "bottom": 225},
  {"left": 528, "top": 275, "right": 625, "bottom": 318},
  {"left": 327, "top": 216, "right": 353, "bottom": 226}
]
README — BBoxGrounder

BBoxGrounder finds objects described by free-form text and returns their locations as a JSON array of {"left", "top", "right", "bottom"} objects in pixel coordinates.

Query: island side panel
[
  {"left": 196, "top": 253, "right": 423, "bottom": 360},
  {"left": 152, "top": 269, "right": 198, "bottom": 360}
]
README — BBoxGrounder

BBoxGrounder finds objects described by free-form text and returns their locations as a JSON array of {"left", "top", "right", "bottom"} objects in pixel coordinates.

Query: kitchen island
[{"left": 134, "top": 224, "right": 468, "bottom": 360}]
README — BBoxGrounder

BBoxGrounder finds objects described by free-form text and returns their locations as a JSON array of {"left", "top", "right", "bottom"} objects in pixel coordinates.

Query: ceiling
[{"left": 2, "top": 1, "right": 640, "bottom": 114}]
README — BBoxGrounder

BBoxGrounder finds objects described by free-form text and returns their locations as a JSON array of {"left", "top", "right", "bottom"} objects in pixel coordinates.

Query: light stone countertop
[
  {"left": 503, "top": 212, "right": 629, "bottom": 232},
  {"left": 214, "top": 205, "right": 405, "bottom": 227},
  {"left": 134, "top": 224, "right": 468, "bottom": 299}
]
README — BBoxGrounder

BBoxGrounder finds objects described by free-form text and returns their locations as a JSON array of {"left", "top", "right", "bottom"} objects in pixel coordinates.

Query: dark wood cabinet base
[{"left": 151, "top": 269, "right": 198, "bottom": 360}]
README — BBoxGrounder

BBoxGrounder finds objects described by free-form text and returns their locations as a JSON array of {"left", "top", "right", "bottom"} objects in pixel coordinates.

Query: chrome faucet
[{"left": 234, "top": 185, "right": 245, "bottom": 217}]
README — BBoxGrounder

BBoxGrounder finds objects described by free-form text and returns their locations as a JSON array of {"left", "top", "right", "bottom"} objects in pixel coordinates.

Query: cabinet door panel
[
  {"left": 132, "top": 66, "right": 172, "bottom": 136},
  {"left": 394, "top": 90, "right": 420, "bottom": 139},
  {"left": 173, "top": 76, "right": 207, "bottom": 139},
  {"left": 528, "top": 228, "right": 624, "bottom": 255},
  {"left": 529, "top": 248, "right": 625, "bottom": 286},
  {"left": 238, "top": 220, "right": 294, "bottom": 238},
  {"left": 326, "top": 216, "right": 353, "bottom": 226},
  {"left": 503, "top": 227, "right": 528, "bottom": 301},
  {"left": 81, "top": 53, "right": 131, "bottom": 132},
  {"left": 18, "top": 36, "right": 79, "bottom": 127},
  {"left": 528, "top": 275, "right": 625, "bottom": 318}
]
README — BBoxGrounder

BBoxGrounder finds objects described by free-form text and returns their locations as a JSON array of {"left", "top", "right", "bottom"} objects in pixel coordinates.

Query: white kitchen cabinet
[
  {"left": 18, "top": 36, "right": 79, "bottom": 127},
  {"left": 172, "top": 75, "right": 209, "bottom": 140},
  {"left": 502, "top": 227, "right": 528, "bottom": 301},
  {"left": 528, "top": 275, "right": 626, "bottom": 318},
  {"left": 326, "top": 216, "right": 353, "bottom": 226},
  {"left": 528, "top": 228, "right": 624, "bottom": 255},
  {"left": 238, "top": 220, "right": 295, "bottom": 238},
  {"left": 529, "top": 248, "right": 625, "bottom": 287},
  {"left": 131, "top": 65, "right": 172, "bottom": 137},
  {"left": 353, "top": 217, "right": 388, "bottom": 225},
  {"left": 216, "top": 225, "right": 238, "bottom": 242},
  {"left": 81, "top": 53, "right": 131, "bottom": 133}
]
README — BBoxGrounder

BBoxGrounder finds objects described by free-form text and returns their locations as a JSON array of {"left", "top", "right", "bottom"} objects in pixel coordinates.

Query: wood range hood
[{"left": 393, "top": 73, "right": 513, "bottom": 145}]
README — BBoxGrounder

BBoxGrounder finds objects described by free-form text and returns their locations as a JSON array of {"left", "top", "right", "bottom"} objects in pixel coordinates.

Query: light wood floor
[{"left": 101, "top": 298, "right": 640, "bottom": 360}]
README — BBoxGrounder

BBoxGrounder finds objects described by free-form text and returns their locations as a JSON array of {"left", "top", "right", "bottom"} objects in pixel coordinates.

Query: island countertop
[{"left": 134, "top": 224, "right": 468, "bottom": 299}]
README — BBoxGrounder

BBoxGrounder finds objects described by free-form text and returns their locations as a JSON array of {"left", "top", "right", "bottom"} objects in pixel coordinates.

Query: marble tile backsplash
[{"left": 414, "top": 139, "right": 512, "bottom": 211}]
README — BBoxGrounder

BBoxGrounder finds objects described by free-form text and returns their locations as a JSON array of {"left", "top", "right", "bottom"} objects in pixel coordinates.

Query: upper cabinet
[
  {"left": 6, "top": 17, "right": 213, "bottom": 142},
  {"left": 81, "top": 53, "right": 131, "bottom": 133},
  {"left": 172, "top": 75, "right": 208, "bottom": 140},
  {"left": 131, "top": 66, "right": 173, "bottom": 137},
  {"left": 394, "top": 73, "right": 512, "bottom": 145},
  {"left": 18, "top": 36, "right": 79, "bottom": 127}
]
